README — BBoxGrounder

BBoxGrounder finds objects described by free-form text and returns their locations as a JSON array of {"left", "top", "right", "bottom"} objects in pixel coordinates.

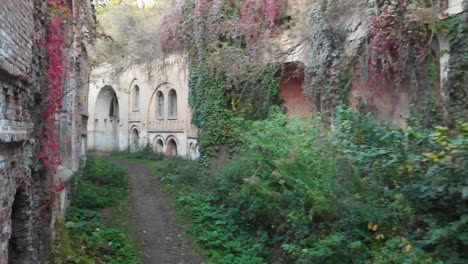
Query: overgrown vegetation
[
  {"left": 85, "top": 0, "right": 468, "bottom": 262},
  {"left": 145, "top": 108, "right": 467, "bottom": 263},
  {"left": 51, "top": 156, "right": 139, "bottom": 264},
  {"left": 159, "top": 0, "right": 293, "bottom": 165}
]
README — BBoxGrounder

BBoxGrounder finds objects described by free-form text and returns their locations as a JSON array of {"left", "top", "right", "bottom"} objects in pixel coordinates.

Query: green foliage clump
[
  {"left": 52, "top": 207, "right": 139, "bottom": 264},
  {"left": 149, "top": 158, "right": 269, "bottom": 263},
  {"left": 152, "top": 108, "right": 468, "bottom": 263}
]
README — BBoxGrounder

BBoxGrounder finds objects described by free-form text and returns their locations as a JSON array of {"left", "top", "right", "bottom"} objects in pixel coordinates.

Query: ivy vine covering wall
[
  {"left": 162, "top": 0, "right": 467, "bottom": 162},
  {"left": 161, "top": 0, "right": 289, "bottom": 165}
]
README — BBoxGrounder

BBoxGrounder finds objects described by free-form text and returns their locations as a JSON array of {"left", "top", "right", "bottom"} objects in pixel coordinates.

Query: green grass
[{"left": 51, "top": 155, "right": 140, "bottom": 264}]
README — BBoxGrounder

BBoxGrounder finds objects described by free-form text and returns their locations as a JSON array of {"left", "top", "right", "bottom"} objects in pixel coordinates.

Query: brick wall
[
  {"left": 0, "top": 0, "right": 34, "bottom": 78},
  {"left": 0, "top": 0, "right": 36, "bottom": 262},
  {"left": 0, "top": 0, "right": 94, "bottom": 262}
]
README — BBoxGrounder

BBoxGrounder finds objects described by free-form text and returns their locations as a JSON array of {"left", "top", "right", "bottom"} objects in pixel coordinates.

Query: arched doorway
[
  {"left": 8, "top": 186, "right": 32, "bottom": 264},
  {"left": 154, "top": 138, "right": 164, "bottom": 153},
  {"left": 93, "top": 86, "right": 120, "bottom": 151},
  {"left": 131, "top": 129, "right": 140, "bottom": 152},
  {"left": 167, "top": 138, "right": 177, "bottom": 156}
]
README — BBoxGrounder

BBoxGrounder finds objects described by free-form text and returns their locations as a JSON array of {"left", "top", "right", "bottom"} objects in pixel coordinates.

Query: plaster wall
[{"left": 445, "top": 0, "right": 465, "bottom": 15}]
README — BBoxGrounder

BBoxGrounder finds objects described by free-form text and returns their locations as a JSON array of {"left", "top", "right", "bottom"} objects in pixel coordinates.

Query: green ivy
[
  {"left": 439, "top": 15, "right": 468, "bottom": 122},
  {"left": 188, "top": 60, "right": 279, "bottom": 165}
]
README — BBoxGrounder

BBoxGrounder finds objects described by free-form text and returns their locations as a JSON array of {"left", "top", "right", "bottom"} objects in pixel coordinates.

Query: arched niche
[{"left": 130, "top": 127, "right": 140, "bottom": 153}]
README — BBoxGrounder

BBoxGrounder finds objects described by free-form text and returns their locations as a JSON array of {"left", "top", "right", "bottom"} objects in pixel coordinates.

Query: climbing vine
[
  {"left": 39, "top": 0, "right": 68, "bottom": 173},
  {"left": 303, "top": 0, "right": 352, "bottom": 116},
  {"left": 437, "top": 15, "right": 468, "bottom": 122},
  {"left": 366, "top": 0, "right": 467, "bottom": 125},
  {"left": 367, "top": 0, "right": 436, "bottom": 91},
  {"left": 302, "top": 0, "right": 455, "bottom": 126},
  {"left": 162, "top": 0, "right": 467, "bottom": 163}
]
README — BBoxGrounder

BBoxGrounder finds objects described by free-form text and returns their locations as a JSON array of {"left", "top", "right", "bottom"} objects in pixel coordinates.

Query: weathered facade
[
  {"left": 0, "top": 0, "right": 94, "bottom": 262},
  {"left": 88, "top": 55, "right": 199, "bottom": 159}
]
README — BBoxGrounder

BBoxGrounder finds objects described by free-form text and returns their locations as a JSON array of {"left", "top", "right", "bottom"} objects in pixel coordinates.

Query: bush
[{"left": 156, "top": 157, "right": 203, "bottom": 186}]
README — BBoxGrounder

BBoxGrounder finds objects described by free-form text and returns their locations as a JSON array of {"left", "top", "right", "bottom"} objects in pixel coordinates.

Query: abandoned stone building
[
  {"left": 88, "top": 55, "right": 200, "bottom": 159},
  {"left": 0, "top": 0, "right": 94, "bottom": 262}
]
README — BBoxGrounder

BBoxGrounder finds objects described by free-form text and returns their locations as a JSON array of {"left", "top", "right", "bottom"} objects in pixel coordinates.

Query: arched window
[
  {"left": 157, "top": 91, "right": 164, "bottom": 119},
  {"left": 133, "top": 85, "right": 140, "bottom": 111},
  {"left": 168, "top": 89, "right": 177, "bottom": 119},
  {"left": 109, "top": 96, "right": 118, "bottom": 117}
]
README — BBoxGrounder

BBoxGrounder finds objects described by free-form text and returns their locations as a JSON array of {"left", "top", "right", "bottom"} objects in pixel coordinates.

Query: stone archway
[
  {"left": 8, "top": 186, "right": 32, "bottom": 264},
  {"left": 93, "top": 86, "right": 120, "bottom": 151}
]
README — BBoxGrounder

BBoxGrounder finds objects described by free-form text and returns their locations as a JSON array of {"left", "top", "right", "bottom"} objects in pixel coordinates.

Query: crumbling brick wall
[
  {"left": 0, "top": 0, "right": 94, "bottom": 262},
  {"left": 0, "top": 0, "right": 37, "bottom": 262}
]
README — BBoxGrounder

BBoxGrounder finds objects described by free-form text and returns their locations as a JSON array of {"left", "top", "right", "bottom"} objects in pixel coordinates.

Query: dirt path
[{"left": 116, "top": 160, "right": 202, "bottom": 264}]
